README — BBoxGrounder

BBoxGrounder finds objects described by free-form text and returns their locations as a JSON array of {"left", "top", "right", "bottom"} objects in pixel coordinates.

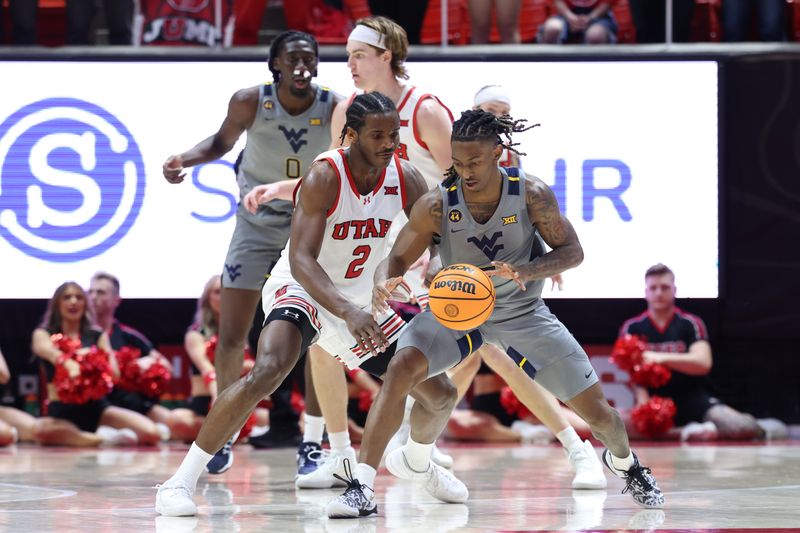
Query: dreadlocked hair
[
  {"left": 268, "top": 31, "right": 319, "bottom": 83},
  {"left": 338, "top": 92, "right": 397, "bottom": 145},
  {"left": 444, "top": 109, "right": 540, "bottom": 182}
]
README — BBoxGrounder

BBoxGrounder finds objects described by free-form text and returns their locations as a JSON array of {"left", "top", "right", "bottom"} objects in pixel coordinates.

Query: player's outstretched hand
[
  {"left": 345, "top": 308, "right": 388, "bottom": 356},
  {"left": 486, "top": 261, "right": 526, "bottom": 291},
  {"left": 550, "top": 274, "right": 564, "bottom": 291},
  {"left": 163, "top": 155, "right": 186, "bottom": 184},
  {"left": 244, "top": 183, "right": 281, "bottom": 214},
  {"left": 371, "top": 277, "right": 407, "bottom": 319}
]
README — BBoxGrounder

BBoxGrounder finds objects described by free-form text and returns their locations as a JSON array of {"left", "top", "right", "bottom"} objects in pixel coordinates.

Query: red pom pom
[
  {"left": 631, "top": 362, "right": 672, "bottom": 389},
  {"left": 205, "top": 335, "right": 218, "bottom": 364},
  {"left": 499, "top": 386, "right": 531, "bottom": 420},
  {"left": 50, "top": 333, "right": 82, "bottom": 355},
  {"left": 358, "top": 390, "right": 374, "bottom": 413},
  {"left": 610, "top": 334, "right": 646, "bottom": 372},
  {"left": 53, "top": 346, "right": 114, "bottom": 404},
  {"left": 114, "top": 347, "right": 143, "bottom": 393},
  {"left": 139, "top": 361, "right": 171, "bottom": 397},
  {"left": 631, "top": 396, "right": 677, "bottom": 438}
]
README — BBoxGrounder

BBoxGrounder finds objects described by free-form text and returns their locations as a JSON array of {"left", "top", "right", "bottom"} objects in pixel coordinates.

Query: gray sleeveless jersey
[
  {"left": 438, "top": 167, "right": 546, "bottom": 322},
  {"left": 237, "top": 82, "right": 335, "bottom": 227}
]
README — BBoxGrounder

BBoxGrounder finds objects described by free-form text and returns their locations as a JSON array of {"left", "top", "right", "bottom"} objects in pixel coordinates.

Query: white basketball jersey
[
  {"left": 266, "top": 148, "right": 406, "bottom": 309},
  {"left": 349, "top": 86, "right": 453, "bottom": 189}
]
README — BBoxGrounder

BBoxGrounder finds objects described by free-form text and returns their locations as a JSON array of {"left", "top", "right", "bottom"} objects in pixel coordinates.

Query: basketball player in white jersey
[
  {"left": 156, "top": 93, "right": 470, "bottom": 517},
  {"left": 161, "top": 31, "right": 344, "bottom": 474}
]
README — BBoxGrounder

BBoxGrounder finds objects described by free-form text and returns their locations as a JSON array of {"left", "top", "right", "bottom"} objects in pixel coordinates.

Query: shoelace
[
  {"left": 306, "top": 448, "right": 332, "bottom": 465},
  {"left": 332, "top": 458, "right": 371, "bottom": 500},
  {"left": 622, "top": 465, "right": 655, "bottom": 495}
]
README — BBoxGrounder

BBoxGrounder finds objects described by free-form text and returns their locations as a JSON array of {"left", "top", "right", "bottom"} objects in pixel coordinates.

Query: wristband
[{"left": 202, "top": 370, "right": 217, "bottom": 386}]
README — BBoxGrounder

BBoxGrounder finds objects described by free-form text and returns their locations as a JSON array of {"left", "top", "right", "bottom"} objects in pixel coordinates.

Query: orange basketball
[{"left": 428, "top": 264, "right": 496, "bottom": 330}]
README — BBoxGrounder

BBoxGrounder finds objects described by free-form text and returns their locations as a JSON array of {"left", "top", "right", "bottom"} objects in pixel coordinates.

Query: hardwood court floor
[{"left": 1, "top": 441, "right": 799, "bottom": 532}]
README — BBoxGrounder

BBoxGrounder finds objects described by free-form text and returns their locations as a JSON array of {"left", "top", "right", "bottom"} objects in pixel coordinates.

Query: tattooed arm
[
  {"left": 519, "top": 175, "right": 583, "bottom": 281},
  {"left": 489, "top": 175, "right": 583, "bottom": 286}
]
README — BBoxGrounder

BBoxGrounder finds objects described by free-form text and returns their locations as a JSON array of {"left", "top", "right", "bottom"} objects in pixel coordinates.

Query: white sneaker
[
  {"left": 757, "top": 418, "right": 788, "bottom": 440},
  {"left": 680, "top": 421, "right": 719, "bottom": 441},
  {"left": 97, "top": 426, "right": 139, "bottom": 446},
  {"left": 156, "top": 423, "right": 171, "bottom": 442},
  {"left": 296, "top": 447, "right": 357, "bottom": 489},
  {"left": 568, "top": 440, "right": 607, "bottom": 489},
  {"left": 384, "top": 448, "right": 468, "bottom": 503},
  {"left": 431, "top": 444, "right": 453, "bottom": 469},
  {"left": 155, "top": 481, "right": 197, "bottom": 516},
  {"left": 511, "top": 421, "right": 555, "bottom": 444}
]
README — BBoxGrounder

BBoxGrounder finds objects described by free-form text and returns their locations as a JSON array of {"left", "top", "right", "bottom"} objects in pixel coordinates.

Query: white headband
[
  {"left": 348, "top": 24, "right": 386, "bottom": 50},
  {"left": 473, "top": 85, "right": 511, "bottom": 107}
]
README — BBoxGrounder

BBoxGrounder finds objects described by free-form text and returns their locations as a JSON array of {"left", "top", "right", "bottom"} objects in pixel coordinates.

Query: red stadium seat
[
  {"left": 612, "top": 0, "right": 637, "bottom": 43},
  {"left": 691, "top": 0, "right": 723, "bottom": 42},
  {"left": 420, "top": 0, "right": 470, "bottom": 45},
  {"left": 488, "top": 0, "right": 550, "bottom": 43},
  {"left": 343, "top": 0, "right": 372, "bottom": 22}
]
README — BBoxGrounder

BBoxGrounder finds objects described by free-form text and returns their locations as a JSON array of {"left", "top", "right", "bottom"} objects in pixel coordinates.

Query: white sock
[
  {"left": 609, "top": 450, "right": 635, "bottom": 475},
  {"left": 303, "top": 414, "right": 325, "bottom": 444},
  {"left": 556, "top": 426, "right": 583, "bottom": 454},
  {"left": 355, "top": 463, "right": 377, "bottom": 496},
  {"left": 328, "top": 431, "right": 351, "bottom": 453},
  {"left": 169, "top": 442, "right": 214, "bottom": 489},
  {"left": 403, "top": 437, "right": 433, "bottom": 472}
]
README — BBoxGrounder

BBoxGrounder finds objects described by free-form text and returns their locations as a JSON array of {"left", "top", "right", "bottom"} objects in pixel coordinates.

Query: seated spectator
[
  {"left": 628, "top": 0, "right": 693, "bottom": 43},
  {"left": 0, "top": 0, "right": 37, "bottom": 45},
  {"left": 468, "top": 0, "right": 522, "bottom": 44},
  {"left": 31, "top": 282, "right": 160, "bottom": 446},
  {"left": 0, "top": 347, "right": 38, "bottom": 445},
  {"left": 539, "top": 0, "right": 617, "bottom": 45},
  {"left": 88, "top": 272, "right": 173, "bottom": 441},
  {"left": 67, "top": 0, "right": 134, "bottom": 45},
  {"left": 135, "top": 0, "right": 234, "bottom": 46},
  {"left": 619, "top": 264, "right": 787, "bottom": 440},
  {"left": 722, "top": 0, "right": 784, "bottom": 42}
]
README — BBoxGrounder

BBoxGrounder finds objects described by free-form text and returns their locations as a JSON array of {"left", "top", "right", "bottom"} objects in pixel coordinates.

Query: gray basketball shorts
[
  {"left": 396, "top": 311, "right": 484, "bottom": 378},
  {"left": 222, "top": 211, "right": 291, "bottom": 290},
  {"left": 480, "top": 302, "right": 599, "bottom": 402}
]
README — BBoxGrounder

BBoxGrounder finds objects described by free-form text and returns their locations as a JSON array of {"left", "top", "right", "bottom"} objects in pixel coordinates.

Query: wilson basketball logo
[{"left": 432, "top": 279, "right": 477, "bottom": 295}]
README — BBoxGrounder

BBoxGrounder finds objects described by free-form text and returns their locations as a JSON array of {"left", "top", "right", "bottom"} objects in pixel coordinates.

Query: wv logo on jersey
[
  {"left": 0, "top": 97, "right": 145, "bottom": 262},
  {"left": 468, "top": 232, "right": 504, "bottom": 260},
  {"left": 278, "top": 125, "right": 308, "bottom": 154}
]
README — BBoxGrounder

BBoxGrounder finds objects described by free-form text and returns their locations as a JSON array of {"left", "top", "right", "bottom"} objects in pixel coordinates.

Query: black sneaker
[
  {"left": 326, "top": 459, "right": 377, "bottom": 518},
  {"left": 249, "top": 428, "right": 302, "bottom": 449},
  {"left": 206, "top": 437, "right": 234, "bottom": 475},
  {"left": 297, "top": 441, "right": 323, "bottom": 476},
  {"left": 601, "top": 449, "right": 664, "bottom": 509}
]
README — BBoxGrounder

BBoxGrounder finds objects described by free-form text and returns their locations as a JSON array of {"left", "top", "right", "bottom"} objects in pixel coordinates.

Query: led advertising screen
[{"left": 0, "top": 60, "right": 717, "bottom": 299}]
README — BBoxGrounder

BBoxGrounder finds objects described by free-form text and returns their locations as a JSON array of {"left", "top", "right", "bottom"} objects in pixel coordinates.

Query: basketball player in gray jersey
[
  {"left": 376, "top": 109, "right": 664, "bottom": 509},
  {"left": 161, "top": 31, "right": 343, "bottom": 474}
]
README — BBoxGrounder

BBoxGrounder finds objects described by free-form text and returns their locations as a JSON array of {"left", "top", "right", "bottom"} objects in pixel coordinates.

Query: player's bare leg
[
  {"left": 567, "top": 384, "right": 664, "bottom": 508},
  {"left": 156, "top": 320, "right": 304, "bottom": 516},
  {"left": 327, "top": 349, "right": 467, "bottom": 518},
  {"left": 296, "top": 345, "right": 356, "bottom": 488}
]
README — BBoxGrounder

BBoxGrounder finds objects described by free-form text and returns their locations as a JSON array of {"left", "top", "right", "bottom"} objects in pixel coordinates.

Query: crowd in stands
[{"left": 1, "top": 0, "right": 798, "bottom": 47}]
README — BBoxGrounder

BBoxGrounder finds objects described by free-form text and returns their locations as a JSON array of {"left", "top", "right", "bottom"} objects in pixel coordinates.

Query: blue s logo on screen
[{"left": 0, "top": 98, "right": 145, "bottom": 262}]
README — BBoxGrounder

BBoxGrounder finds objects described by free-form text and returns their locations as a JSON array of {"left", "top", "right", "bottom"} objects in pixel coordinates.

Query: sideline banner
[{"left": 0, "top": 61, "right": 717, "bottom": 298}]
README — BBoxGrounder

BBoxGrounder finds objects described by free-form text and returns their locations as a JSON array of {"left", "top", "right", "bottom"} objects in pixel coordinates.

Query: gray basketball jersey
[
  {"left": 438, "top": 167, "right": 546, "bottom": 322},
  {"left": 237, "top": 82, "right": 335, "bottom": 227}
]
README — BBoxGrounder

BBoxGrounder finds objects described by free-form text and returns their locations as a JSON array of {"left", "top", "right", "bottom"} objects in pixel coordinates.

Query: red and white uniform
[{"left": 262, "top": 148, "right": 409, "bottom": 369}]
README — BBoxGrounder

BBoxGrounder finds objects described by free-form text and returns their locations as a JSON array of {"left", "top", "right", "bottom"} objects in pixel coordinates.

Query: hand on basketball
[
  {"left": 244, "top": 183, "right": 281, "bottom": 214},
  {"left": 486, "top": 261, "right": 526, "bottom": 291},
  {"left": 163, "top": 155, "right": 186, "bottom": 184},
  {"left": 345, "top": 308, "right": 388, "bottom": 356},
  {"left": 372, "top": 277, "right": 406, "bottom": 319}
]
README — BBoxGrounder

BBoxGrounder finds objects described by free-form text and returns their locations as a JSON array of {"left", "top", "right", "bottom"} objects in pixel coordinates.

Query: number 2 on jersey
[{"left": 345, "top": 245, "right": 371, "bottom": 279}]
